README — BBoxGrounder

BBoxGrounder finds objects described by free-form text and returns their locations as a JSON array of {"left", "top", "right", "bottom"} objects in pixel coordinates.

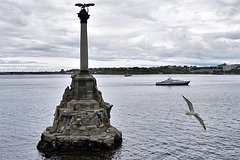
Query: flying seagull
[{"left": 182, "top": 96, "right": 206, "bottom": 130}]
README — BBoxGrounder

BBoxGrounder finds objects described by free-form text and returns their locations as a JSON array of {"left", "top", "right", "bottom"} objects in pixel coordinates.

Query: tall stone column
[
  {"left": 78, "top": 8, "right": 89, "bottom": 71},
  {"left": 37, "top": 3, "right": 122, "bottom": 155}
]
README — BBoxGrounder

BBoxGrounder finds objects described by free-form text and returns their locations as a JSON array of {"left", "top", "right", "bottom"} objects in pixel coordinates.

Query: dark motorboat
[
  {"left": 156, "top": 77, "right": 190, "bottom": 86},
  {"left": 124, "top": 73, "right": 132, "bottom": 77}
]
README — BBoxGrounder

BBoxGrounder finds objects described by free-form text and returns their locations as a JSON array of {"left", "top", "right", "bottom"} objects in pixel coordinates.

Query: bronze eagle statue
[{"left": 75, "top": 3, "right": 95, "bottom": 9}]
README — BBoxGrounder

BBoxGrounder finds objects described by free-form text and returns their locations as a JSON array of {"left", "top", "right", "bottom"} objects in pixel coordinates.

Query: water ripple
[{"left": 1, "top": 75, "right": 240, "bottom": 159}]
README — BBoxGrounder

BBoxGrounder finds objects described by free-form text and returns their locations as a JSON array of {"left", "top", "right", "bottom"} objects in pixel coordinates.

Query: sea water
[{"left": 0, "top": 74, "right": 240, "bottom": 160}]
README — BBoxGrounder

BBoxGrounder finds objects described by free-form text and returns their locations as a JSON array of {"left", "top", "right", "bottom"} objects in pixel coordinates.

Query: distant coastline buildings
[
  {"left": 218, "top": 63, "right": 240, "bottom": 71},
  {"left": 70, "top": 63, "right": 240, "bottom": 75},
  {"left": 1, "top": 63, "right": 240, "bottom": 75}
]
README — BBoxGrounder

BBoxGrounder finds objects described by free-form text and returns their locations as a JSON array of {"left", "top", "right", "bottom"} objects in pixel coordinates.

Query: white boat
[{"left": 156, "top": 77, "right": 190, "bottom": 86}]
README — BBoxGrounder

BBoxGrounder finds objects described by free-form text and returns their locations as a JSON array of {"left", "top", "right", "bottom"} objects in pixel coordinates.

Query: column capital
[{"left": 77, "top": 9, "right": 90, "bottom": 23}]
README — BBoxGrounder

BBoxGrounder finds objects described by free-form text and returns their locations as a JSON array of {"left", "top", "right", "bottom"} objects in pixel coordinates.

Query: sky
[{"left": 1, "top": 0, "right": 240, "bottom": 71}]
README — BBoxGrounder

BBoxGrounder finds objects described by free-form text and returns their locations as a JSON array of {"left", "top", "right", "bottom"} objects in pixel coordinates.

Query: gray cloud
[
  {"left": 1, "top": 0, "right": 240, "bottom": 71},
  {"left": 0, "top": 59, "right": 38, "bottom": 65}
]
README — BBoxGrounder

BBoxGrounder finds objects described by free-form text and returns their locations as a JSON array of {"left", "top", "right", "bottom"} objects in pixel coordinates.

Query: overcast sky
[{"left": 1, "top": 0, "right": 240, "bottom": 71}]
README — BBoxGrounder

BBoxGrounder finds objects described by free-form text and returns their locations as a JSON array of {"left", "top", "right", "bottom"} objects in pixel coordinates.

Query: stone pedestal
[{"left": 37, "top": 72, "right": 122, "bottom": 154}]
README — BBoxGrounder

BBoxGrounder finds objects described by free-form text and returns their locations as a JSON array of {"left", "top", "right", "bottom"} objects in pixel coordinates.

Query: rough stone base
[
  {"left": 37, "top": 126, "right": 122, "bottom": 154},
  {"left": 37, "top": 72, "right": 122, "bottom": 155}
]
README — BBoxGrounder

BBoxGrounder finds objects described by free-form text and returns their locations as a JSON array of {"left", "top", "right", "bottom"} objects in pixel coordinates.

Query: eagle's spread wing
[
  {"left": 75, "top": 3, "right": 83, "bottom": 7},
  {"left": 75, "top": 3, "right": 95, "bottom": 8},
  {"left": 85, "top": 3, "right": 95, "bottom": 7}
]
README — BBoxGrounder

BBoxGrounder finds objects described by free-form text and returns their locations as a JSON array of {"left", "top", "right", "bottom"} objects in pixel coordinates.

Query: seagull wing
[
  {"left": 182, "top": 96, "right": 194, "bottom": 112},
  {"left": 85, "top": 3, "right": 95, "bottom": 7},
  {"left": 75, "top": 3, "right": 83, "bottom": 7},
  {"left": 194, "top": 115, "right": 206, "bottom": 130}
]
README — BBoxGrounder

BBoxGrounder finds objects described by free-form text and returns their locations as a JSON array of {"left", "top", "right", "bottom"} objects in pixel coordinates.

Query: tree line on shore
[{"left": 1, "top": 65, "right": 240, "bottom": 75}]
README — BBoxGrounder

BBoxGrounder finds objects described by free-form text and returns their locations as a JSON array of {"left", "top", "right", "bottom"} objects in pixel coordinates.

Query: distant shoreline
[
  {"left": 1, "top": 73, "right": 240, "bottom": 75},
  {"left": 1, "top": 65, "right": 240, "bottom": 75},
  {"left": 0, "top": 72, "right": 68, "bottom": 75}
]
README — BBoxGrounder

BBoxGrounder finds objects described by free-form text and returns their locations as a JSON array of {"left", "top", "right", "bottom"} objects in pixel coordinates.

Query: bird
[
  {"left": 75, "top": 3, "right": 95, "bottom": 9},
  {"left": 182, "top": 95, "right": 206, "bottom": 130}
]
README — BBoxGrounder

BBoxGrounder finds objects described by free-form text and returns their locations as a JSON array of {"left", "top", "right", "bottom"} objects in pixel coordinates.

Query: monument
[{"left": 37, "top": 3, "right": 122, "bottom": 154}]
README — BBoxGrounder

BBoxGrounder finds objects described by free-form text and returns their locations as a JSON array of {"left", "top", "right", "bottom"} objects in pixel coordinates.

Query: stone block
[
  {"left": 42, "top": 133, "right": 56, "bottom": 142},
  {"left": 79, "top": 126, "right": 86, "bottom": 131},
  {"left": 86, "top": 125, "right": 97, "bottom": 130},
  {"left": 103, "top": 137, "right": 114, "bottom": 147}
]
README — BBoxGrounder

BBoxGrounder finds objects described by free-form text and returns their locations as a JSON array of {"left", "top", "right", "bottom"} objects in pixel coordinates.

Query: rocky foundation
[{"left": 37, "top": 72, "right": 122, "bottom": 154}]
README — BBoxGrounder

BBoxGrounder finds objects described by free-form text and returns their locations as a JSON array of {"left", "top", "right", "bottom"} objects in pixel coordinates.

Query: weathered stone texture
[{"left": 37, "top": 73, "right": 122, "bottom": 154}]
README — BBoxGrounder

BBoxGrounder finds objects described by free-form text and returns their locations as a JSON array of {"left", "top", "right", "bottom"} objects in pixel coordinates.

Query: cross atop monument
[{"left": 75, "top": 3, "right": 95, "bottom": 72}]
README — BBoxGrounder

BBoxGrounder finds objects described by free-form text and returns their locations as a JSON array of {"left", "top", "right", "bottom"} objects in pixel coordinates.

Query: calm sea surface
[{"left": 0, "top": 74, "right": 240, "bottom": 160}]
